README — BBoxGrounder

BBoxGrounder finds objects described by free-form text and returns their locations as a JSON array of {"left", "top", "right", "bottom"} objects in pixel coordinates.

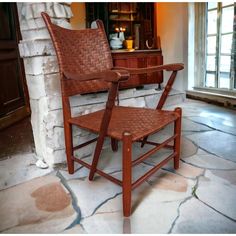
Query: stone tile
[
  {"left": 81, "top": 169, "right": 194, "bottom": 234},
  {"left": 66, "top": 176, "right": 122, "bottom": 218},
  {"left": 184, "top": 148, "right": 236, "bottom": 170},
  {"left": 172, "top": 198, "right": 236, "bottom": 233},
  {"left": 81, "top": 199, "right": 180, "bottom": 234},
  {"left": 190, "top": 116, "right": 236, "bottom": 136},
  {"left": 111, "top": 163, "right": 153, "bottom": 183},
  {"left": 0, "top": 175, "right": 77, "bottom": 233},
  {"left": 180, "top": 137, "right": 198, "bottom": 158},
  {"left": 210, "top": 169, "right": 236, "bottom": 185},
  {"left": 143, "top": 148, "right": 174, "bottom": 166},
  {"left": 59, "top": 167, "right": 90, "bottom": 181},
  {"left": 176, "top": 162, "right": 204, "bottom": 178},
  {"left": 166, "top": 99, "right": 210, "bottom": 117},
  {"left": 196, "top": 170, "right": 236, "bottom": 220},
  {"left": 182, "top": 117, "right": 212, "bottom": 132},
  {"left": 187, "top": 130, "right": 236, "bottom": 162},
  {"left": 146, "top": 169, "right": 195, "bottom": 202},
  {"left": 0, "top": 153, "right": 53, "bottom": 190},
  {"left": 81, "top": 142, "right": 157, "bottom": 176},
  {"left": 81, "top": 144, "right": 124, "bottom": 174}
]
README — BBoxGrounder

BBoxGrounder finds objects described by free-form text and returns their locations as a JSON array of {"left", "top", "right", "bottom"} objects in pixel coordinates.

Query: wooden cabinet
[
  {"left": 85, "top": 3, "right": 163, "bottom": 89},
  {"left": 86, "top": 2, "right": 155, "bottom": 50},
  {"left": 112, "top": 50, "right": 163, "bottom": 89}
]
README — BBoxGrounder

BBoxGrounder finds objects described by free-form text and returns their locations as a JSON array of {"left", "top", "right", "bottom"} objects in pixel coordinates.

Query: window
[{"left": 205, "top": 2, "right": 235, "bottom": 90}]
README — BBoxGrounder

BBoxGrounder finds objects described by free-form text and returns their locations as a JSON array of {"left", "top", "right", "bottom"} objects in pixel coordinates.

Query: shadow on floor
[{"left": 0, "top": 117, "right": 35, "bottom": 160}]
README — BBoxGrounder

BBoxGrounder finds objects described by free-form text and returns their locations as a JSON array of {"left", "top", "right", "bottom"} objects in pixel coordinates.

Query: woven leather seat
[
  {"left": 69, "top": 106, "right": 178, "bottom": 141},
  {"left": 42, "top": 12, "right": 184, "bottom": 217}
]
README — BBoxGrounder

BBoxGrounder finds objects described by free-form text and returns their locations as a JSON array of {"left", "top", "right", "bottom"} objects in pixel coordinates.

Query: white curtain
[{"left": 194, "top": 3, "right": 207, "bottom": 88}]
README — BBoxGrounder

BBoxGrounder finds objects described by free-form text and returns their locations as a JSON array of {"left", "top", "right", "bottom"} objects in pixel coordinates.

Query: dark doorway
[{"left": 0, "top": 3, "right": 30, "bottom": 130}]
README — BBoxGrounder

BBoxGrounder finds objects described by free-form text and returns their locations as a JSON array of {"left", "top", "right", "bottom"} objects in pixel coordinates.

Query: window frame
[{"left": 205, "top": 2, "right": 235, "bottom": 91}]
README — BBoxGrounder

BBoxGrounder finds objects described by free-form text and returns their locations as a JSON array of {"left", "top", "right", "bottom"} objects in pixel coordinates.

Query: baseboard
[{"left": 186, "top": 90, "right": 236, "bottom": 109}]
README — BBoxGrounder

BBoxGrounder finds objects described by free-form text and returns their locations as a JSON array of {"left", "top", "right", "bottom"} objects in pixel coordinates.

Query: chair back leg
[
  {"left": 62, "top": 97, "right": 74, "bottom": 174},
  {"left": 122, "top": 132, "right": 132, "bottom": 217},
  {"left": 174, "top": 107, "right": 182, "bottom": 169},
  {"left": 111, "top": 138, "right": 118, "bottom": 152}
]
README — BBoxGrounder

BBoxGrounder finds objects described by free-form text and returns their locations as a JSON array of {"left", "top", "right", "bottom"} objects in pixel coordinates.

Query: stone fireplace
[{"left": 17, "top": 2, "right": 184, "bottom": 166}]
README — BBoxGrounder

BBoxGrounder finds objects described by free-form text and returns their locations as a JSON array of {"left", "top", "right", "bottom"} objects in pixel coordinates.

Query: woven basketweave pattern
[
  {"left": 69, "top": 106, "right": 178, "bottom": 141},
  {"left": 43, "top": 14, "right": 113, "bottom": 94}
]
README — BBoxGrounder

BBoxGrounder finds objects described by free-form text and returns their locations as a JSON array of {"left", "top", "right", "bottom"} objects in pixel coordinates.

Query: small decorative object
[
  {"left": 36, "top": 159, "right": 49, "bottom": 169},
  {"left": 146, "top": 38, "right": 155, "bottom": 49},
  {"left": 124, "top": 39, "right": 133, "bottom": 50},
  {"left": 110, "top": 26, "right": 126, "bottom": 50},
  {"left": 110, "top": 37, "right": 123, "bottom": 49},
  {"left": 134, "top": 24, "right": 140, "bottom": 49}
]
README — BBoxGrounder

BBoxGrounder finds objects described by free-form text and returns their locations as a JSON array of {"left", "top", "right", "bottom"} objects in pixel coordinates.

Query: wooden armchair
[{"left": 42, "top": 12, "right": 184, "bottom": 217}]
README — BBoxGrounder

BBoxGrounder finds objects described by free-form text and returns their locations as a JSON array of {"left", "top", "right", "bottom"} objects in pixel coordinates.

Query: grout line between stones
[
  {"left": 167, "top": 196, "right": 193, "bottom": 234},
  {"left": 197, "top": 198, "right": 236, "bottom": 223},
  {"left": 81, "top": 192, "right": 122, "bottom": 220},
  {"left": 56, "top": 171, "right": 82, "bottom": 230},
  {"left": 183, "top": 137, "right": 236, "bottom": 164},
  {"left": 185, "top": 116, "right": 236, "bottom": 137},
  {"left": 167, "top": 170, "right": 205, "bottom": 233}
]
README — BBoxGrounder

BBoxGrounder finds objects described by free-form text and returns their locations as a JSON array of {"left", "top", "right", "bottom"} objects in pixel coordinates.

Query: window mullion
[{"left": 215, "top": 3, "right": 222, "bottom": 88}]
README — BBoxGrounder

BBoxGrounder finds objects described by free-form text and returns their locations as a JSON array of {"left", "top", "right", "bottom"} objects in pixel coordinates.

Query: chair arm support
[
  {"left": 113, "top": 63, "right": 184, "bottom": 75},
  {"left": 63, "top": 69, "right": 130, "bottom": 83}
]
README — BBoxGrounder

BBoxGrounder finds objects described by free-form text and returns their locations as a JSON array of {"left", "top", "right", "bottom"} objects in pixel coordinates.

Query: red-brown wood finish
[
  {"left": 122, "top": 132, "right": 132, "bottom": 217},
  {"left": 42, "top": 12, "right": 184, "bottom": 217},
  {"left": 112, "top": 50, "right": 163, "bottom": 89}
]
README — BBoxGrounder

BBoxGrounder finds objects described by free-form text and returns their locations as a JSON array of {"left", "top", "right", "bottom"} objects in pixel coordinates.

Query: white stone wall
[
  {"left": 17, "top": 2, "right": 185, "bottom": 166},
  {"left": 17, "top": 2, "right": 73, "bottom": 165}
]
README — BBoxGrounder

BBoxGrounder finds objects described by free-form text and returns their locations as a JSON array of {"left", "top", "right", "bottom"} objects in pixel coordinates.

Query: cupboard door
[
  {"left": 146, "top": 54, "right": 163, "bottom": 85},
  {"left": 112, "top": 51, "right": 163, "bottom": 89},
  {"left": 113, "top": 56, "right": 146, "bottom": 88},
  {"left": 0, "top": 3, "right": 28, "bottom": 118}
]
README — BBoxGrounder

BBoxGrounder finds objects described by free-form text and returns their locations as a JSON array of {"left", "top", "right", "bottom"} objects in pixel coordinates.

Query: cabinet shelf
[
  {"left": 109, "top": 19, "right": 139, "bottom": 22},
  {"left": 109, "top": 11, "right": 137, "bottom": 14},
  {"left": 86, "top": 2, "right": 155, "bottom": 50}
]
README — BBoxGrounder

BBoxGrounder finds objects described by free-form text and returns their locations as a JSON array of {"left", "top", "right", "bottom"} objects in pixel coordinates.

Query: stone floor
[
  {"left": 0, "top": 117, "right": 35, "bottom": 160},
  {"left": 0, "top": 99, "right": 236, "bottom": 233}
]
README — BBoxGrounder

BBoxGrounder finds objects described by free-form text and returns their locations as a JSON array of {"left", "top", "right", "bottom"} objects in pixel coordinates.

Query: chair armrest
[
  {"left": 113, "top": 63, "right": 184, "bottom": 75},
  {"left": 63, "top": 69, "right": 129, "bottom": 83}
]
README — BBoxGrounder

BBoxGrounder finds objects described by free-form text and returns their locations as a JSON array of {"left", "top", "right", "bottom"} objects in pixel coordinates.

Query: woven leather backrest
[{"left": 42, "top": 12, "right": 113, "bottom": 95}]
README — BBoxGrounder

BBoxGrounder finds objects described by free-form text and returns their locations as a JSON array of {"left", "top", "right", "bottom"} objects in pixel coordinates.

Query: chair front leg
[
  {"left": 89, "top": 82, "right": 119, "bottom": 181},
  {"left": 122, "top": 132, "right": 132, "bottom": 217},
  {"left": 89, "top": 132, "right": 107, "bottom": 180},
  {"left": 174, "top": 107, "right": 182, "bottom": 169}
]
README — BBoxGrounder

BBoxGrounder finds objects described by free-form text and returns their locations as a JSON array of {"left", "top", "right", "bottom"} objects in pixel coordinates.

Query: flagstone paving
[{"left": 0, "top": 99, "right": 236, "bottom": 233}]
